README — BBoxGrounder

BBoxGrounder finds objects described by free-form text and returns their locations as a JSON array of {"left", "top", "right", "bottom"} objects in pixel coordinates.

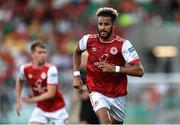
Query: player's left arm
[
  {"left": 120, "top": 40, "right": 144, "bottom": 77},
  {"left": 22, "top": 85, "right": 57, "bottom": 103},
  {"left": 98, "top": 61, "right": 144, "bottom": 77},
  {"left": 99, "top": 40, "right": 144, "bottom": 77},
  {"left": 118, "top": 61, "right": 144, "bottom": 77}
]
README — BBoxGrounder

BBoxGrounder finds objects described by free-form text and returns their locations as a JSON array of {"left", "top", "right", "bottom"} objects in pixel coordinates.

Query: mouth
[
  {"left": 100, "top": 31, "right": 108, "bottom": 35},
  {"left": 100, "top": 30, "right": 107, "bottom": 33}
]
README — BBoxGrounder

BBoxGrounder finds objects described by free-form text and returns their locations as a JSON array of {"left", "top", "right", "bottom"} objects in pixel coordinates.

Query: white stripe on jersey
[
  {"left": 47, "top": 66, "right": 58, "bottom": 85},
  {"left": 122, "top": 40, "right": 139, "bottom": 64},
  {"left": 19, "top": 64, "right": 26, "bottom": 80},
  {"left": 78, "top": 34, "right": 90, "bottom": 51}
]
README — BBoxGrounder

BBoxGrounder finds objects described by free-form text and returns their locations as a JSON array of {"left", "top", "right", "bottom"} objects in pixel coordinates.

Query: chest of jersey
[
  {"left": 87, "top": 39, "right": 125, "bottom": 66},
  {"left": 24, "top": 67, "right": 48, "bottom": 94}
]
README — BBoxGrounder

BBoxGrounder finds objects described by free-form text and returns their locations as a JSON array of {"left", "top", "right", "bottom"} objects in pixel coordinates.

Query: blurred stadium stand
[{"left": 0, "top": 0, "right": 180, "bottom": 124}]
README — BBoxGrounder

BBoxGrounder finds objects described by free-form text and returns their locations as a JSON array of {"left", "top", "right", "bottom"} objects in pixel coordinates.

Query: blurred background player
[
  {"left": 73, "top": 7, "right": 144, "bottom": 124},
  {"left": 79, "top": 67, "right": 99, "bottom": 124},
  {"left": 15, "top": 41, "right": 69, "bottom": 125}
]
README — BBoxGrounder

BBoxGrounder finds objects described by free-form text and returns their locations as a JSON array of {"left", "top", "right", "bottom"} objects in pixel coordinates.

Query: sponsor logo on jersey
[
  {"left": 33, "top": 79, "right": 47, "bottom": 93},
  {"left": 110, "top": 47, "right": 118, "bottom": 55},
  {"left": 132, "top": 53, "right": 138, "bottom": 59},
  {"left": 128, "top": 47, "right": 135, "bottom": 53},
  {"left": 51, "top": 73, "right": 57, "bottom": 77},
  {"left": 41, "top": 72, "right": 46, "bottom": 79},
  {"left": 92, "top": 47, "right": 97, "bottom": 52},
  {"left": 94, "top": 54, "right": 109, "bottom": 67},
  {"left": 128, "top": 47, "right": 139, "bottom": 59},
  {"left": 99, "top": 54, "right": 109, "bottom": 63}
]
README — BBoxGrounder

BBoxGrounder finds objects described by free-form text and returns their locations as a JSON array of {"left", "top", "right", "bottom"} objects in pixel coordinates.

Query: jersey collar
[{"left": 98, "top": 34, "right": 116, "bottom": 43}]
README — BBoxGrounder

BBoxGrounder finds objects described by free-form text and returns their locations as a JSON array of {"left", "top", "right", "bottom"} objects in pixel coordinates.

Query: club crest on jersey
[
  {"left": 28, "top": 74, "right": 32, "bottom": 79},
  {"left": 110, "top": 47, "right": 118, "bottom": 55},
  {"left": 41, "top": 72, "right": 46, "bottom": 79}
]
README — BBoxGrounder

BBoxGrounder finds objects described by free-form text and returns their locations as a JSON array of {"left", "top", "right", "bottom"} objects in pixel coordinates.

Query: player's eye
[
  {"left": 105, "top": 23, "right": 109, "bottom": 25},
  {"left": 98, "top": 22, "right": 102, "bottom": 25}
]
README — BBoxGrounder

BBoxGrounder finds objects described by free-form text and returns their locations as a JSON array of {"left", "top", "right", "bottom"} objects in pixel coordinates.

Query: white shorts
[
  {"left": 89, "top": 92, "right": 126, "bottom": 122},
  {"left": 29, "top": 107, "right": 69, "bottom": 125}
]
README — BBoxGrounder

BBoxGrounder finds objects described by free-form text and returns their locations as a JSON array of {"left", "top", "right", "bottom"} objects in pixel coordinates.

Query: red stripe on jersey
[{"left": 128, "top": 59, "right": 140, "bottom": 64}]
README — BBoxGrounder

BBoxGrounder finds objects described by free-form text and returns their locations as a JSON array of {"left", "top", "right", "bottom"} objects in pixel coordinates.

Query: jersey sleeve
[
  {"left": 122, "top": 40, "right": 140, "bottom": 64},
  {"left": 18, "top": 65, "right": 26, "bottom": 81},
  {"left": 47, "top": 66, "right": 58, "bottom": 85},
  {"left": 78, "top": 34, "right": 90, "bottom": 51}
]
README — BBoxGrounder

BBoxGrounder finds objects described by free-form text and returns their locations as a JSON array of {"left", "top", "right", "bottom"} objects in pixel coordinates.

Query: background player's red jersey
[
  {"left": 78, "top": 34, "right": 140, "bottom": 97},
  {"left": 19, "top": 63, "right": 65, "bottom": 112}
]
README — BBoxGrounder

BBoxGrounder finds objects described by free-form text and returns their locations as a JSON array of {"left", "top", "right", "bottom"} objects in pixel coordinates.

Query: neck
[
  {"left": 32, "top": 61, "right": 45, "bottom": 68},
  {"left": 99, "top": 34, "right": 115, "bottom": 43}
]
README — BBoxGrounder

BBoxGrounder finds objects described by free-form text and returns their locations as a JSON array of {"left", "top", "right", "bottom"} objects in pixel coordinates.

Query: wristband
[
  {"left": 115, "top": 66, "right": 121, "bottom": 73},
  {"left": 73, "top": 71, "right": 80, "bottom": 76}
]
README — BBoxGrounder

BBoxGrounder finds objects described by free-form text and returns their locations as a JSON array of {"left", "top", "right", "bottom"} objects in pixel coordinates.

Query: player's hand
[
  {"left": 98, "top": 62, "right": 115, "bottom": 72},
  {"left": 16, "top": 101, "right": 22, "bottom": 116},
  {"left": 21, "top": 97, "right": 35, "bottom": 104},
  {"left": 73, "top": 76, "right": 83, "bottom": 91}
]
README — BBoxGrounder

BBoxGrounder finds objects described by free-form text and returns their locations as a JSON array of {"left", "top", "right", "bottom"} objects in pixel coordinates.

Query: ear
[
  {"left": 112, "top": 24, "right": 115, "bottom": 29},
  {"left": 31, "top": 52, "right": 35, "bottom": 58}
]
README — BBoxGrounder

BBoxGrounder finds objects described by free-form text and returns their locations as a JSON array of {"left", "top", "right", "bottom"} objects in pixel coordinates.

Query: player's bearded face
[
  {"left": 98, "top": 27, "right": 113, "bottom": 39},
  {"left": 98, "top": 16, "right": 114, "bottom": 39}
]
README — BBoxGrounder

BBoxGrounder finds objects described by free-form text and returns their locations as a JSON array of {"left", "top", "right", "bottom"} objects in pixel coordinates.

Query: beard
[{"left": 98, "top": 27, "right": 113, "bottom": 39}]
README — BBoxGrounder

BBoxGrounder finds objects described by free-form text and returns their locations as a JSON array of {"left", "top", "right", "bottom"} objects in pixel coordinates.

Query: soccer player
[
  {"left": 73, "top": 7, "right": 144, "bottom": 124},
  {"left": 15, "top": 41, "right": 69, "bottom": 125}
]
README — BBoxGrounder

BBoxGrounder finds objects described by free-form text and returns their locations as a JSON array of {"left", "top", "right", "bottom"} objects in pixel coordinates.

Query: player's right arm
[
  {"left": 73, "top": 46, "right": 83, "bottom": 90},
  {"left": 15, "top": 65, "right": 25, "bottom": 116},
  {"left": 73, "top": 35, "right": 89, "bottom": 90},
  {"left": 15, "top": 77, "right": 23, "bottom": 116}
]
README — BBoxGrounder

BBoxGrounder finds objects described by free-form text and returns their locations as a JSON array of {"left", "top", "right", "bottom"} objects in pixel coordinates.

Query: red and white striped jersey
[
  {"left": 18, "top": 62, "right": 65, "bottom": 112},
  {"left": 77, "top": 34, "right": 140, "bottom": 97}
]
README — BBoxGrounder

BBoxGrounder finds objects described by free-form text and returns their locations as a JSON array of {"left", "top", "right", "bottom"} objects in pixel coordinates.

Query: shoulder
[
  {"left": 89, "top": 34, "right": 99, "bottom": 39},
  {"left": 20, "top": 62, "right": 32, "bottom": 70},
  {"left": 115, "top": 35, "right": 126, "bottom": 43},
  {"left": 19, "top": 63, "right": 32, "bottom": 76},
  {"left": 46, "top": 63, "right": 58, "bottom": 73},
  {"left": 47, "top": 65, "right": 58, "bottom": 78},
  {"left": 81, "top": 34, "right": 98, "bottom": 39},
  {"left": 45, "top": 63, "right": 54, "bottom": 67}
]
